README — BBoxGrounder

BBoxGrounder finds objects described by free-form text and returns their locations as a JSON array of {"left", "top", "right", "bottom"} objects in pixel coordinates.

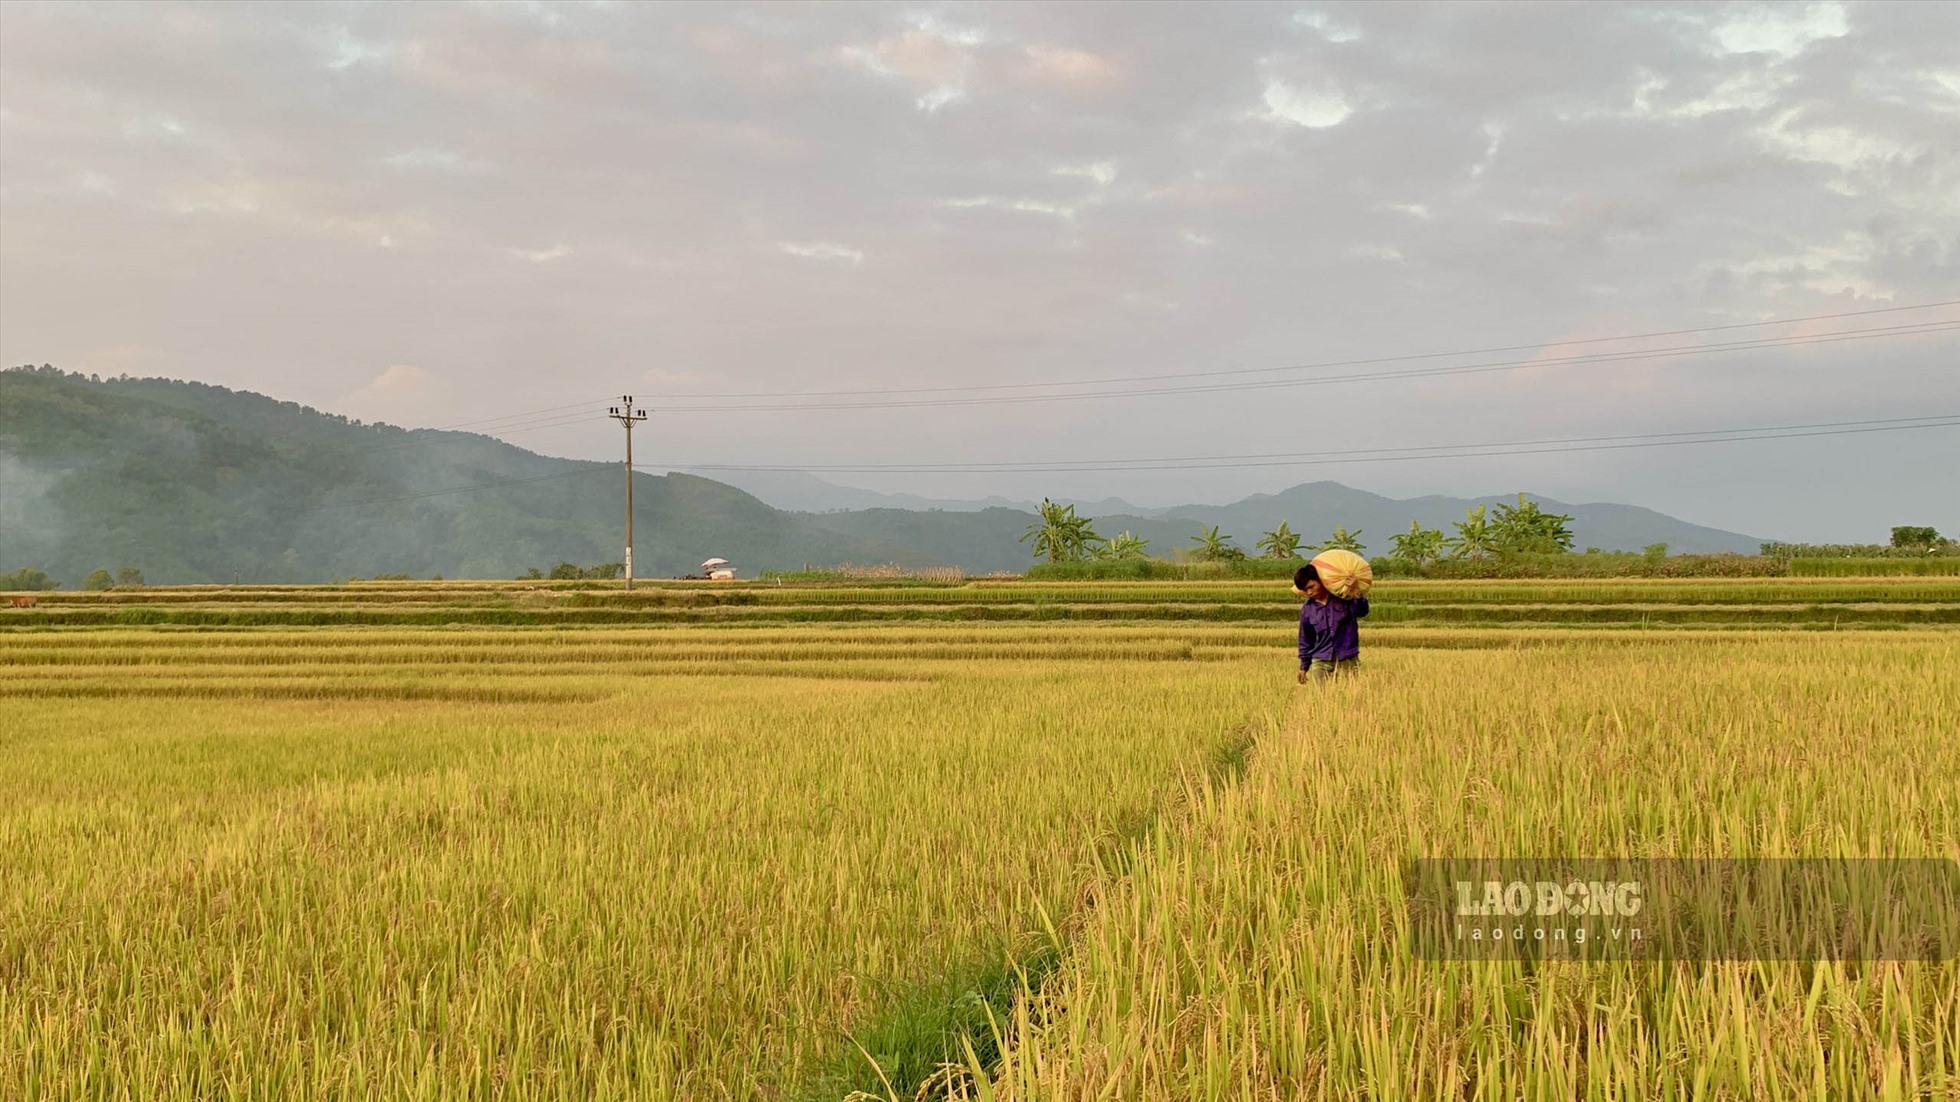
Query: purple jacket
[{"left": 1299, "top": 595, "right": 1369, "bottom": 666}]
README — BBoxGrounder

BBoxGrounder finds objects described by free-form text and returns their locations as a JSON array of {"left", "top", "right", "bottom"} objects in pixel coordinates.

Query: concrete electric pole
[{"left": 608, "top": 396, "right": 648, "bottom": 590}]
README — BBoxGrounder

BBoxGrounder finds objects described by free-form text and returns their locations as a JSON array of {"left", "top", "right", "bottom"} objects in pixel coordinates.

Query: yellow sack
[{"left": 1309, "top": 549, "right": 1373, "bottom": 599}]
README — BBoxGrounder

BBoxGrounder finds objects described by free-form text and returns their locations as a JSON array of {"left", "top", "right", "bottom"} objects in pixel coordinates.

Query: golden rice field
[{"left": 3, "top": 577, "right": 1956, "bottom": 1100}]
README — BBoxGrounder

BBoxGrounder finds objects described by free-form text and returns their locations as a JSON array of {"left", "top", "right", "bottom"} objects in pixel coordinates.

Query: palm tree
[
  {"left": 1316, "top": 525, "right": 1365, "bottom": 553},
  {"left": 1104, "top": 531, "right": 1151, "bottom": 560},
  {"left": 1020, "top": 499, "right": 1104, "bottom": 563},
  {"left": 1446, "top": 505, "right": 1495, "bottom": 561},
  {"left": 1256, "top": 521, "right": 1303, "bottom": 560}
]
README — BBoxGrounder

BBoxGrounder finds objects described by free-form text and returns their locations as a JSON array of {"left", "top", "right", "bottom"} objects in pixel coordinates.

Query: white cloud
[
  {"left": 1261, "top": 79, "right": 1351, "bottom": 129},
  {"left": 505, "top": 244, "right": 571, "bottom": 263},
  {"left": 839, "top": 21, "right": 979, "bottom": 114},
  {"left": 916, "top": 84, "right": 965, "bottom": 113},
  {"left": 1758, "top": 111, "right": 1921, "bottom": 174},
  {"left": 837, "top": 45, "right": 895, "bottom": 80},
  {"left": 778, "top": 240, "right": 864, "bottom": 264},
  {"left": 903, "top": 11, "right": 988, "bottom": 48},
  {"left": 939, "top": 196, "right": 1076, "bottom": 218},
  {"left": 120, "top": 116, "right": 187, "bottom": 142},
  {"left": 1180, "top": 229, "right": 1215, "bottom": 246},
  {"left": 1470, "top": 122, "right": 1504, "bottom": 179},
  {"left": 1703, "top": 235, "right": 1893, "bottom": 299},
  {"left": 1710, "top": 2, "right": 1848, "bottom": 60},
  {"left": 1118, "top": 290, "right": 1180, "bottom": 312},
  {"left": 1293, "top": 10, "right": 1361, "bottom": 44},
  {"left": 320, "top": 27, "right": 393, "bottom": 70},
  {"left": 1667, "top": 70, "right": 1794, "bottom": 119},
  {"left": 383, "top": 148, "right": 486, "bottom": 171},
  {"left": 1054, "top": 161, "right": 1117, "bottom": 187},
  {"left": 1930, "top": 69, "right": 1960, "bottom": 109}
]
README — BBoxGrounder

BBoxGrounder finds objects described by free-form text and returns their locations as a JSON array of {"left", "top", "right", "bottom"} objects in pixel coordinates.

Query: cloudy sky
[{"left": 2, "top": 0, "right": 1955, "bottom": 540}]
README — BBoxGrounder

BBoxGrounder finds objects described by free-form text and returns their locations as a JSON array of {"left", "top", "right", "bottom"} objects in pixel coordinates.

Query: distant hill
[
  {"left": 1143, "top": 481, "right": 1764, "bottom": 556},
  {"left": 722, "top": 475, "right": 1764, "bottom": 559},
  {"left": 2, "top": 368, "right": 1764, "bottom": 585},
  {"left": 0, "top": 367, "right": 916, "bottom": 584}
]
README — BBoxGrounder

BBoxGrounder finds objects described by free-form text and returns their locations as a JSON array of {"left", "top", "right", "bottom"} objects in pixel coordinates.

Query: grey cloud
[{"left": 1, "top": 0, "right": 1955, "bottom": 542}]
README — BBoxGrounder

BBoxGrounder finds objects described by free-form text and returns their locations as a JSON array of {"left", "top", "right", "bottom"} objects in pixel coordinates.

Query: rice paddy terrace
[
  {"left": 4, "top": 576, "right": 1956, "bottom": 1099},
  {"left": 12, "top": 574, "right": 1960, "bottom": 628}
]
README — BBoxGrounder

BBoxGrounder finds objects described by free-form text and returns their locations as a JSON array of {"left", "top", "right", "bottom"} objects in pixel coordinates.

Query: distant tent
[{"left": 701, "top": 557, "right": 736, "bottom": 581}]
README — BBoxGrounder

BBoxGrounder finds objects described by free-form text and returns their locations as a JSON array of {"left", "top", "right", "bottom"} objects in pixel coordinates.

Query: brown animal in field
[{"left": 8, "top": 595, "right": 37, "bottom": 608}]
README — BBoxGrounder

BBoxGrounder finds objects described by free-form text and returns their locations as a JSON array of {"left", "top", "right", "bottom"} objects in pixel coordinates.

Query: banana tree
[
  {"left": 1447, "top": 505, "right": 1495, "bottom": 560},
  {"left": 1491, "top": 493, "right": 1575, "bottom": 554},
  {"left": 1103, "top": 530, "right": 1151, "bottom": 560},
  {"left": 1189, "top": 524, "right": 1243, "bottom": 562},
  {"left": 1316, "top": 525, "right": 1366, "bottom": 553},
  {"left": 1256, "top": 521, "right": 1303, "bottom": 560},
  {"left": 1020, "top": 499, "right": 1104, "bottom": 563},
  {"left": 1389, "top": 520, "right": 1446, "bottom": 565}
]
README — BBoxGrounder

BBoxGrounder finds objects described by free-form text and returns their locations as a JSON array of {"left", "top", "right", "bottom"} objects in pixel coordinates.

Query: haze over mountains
[
  {"left": 4, "top": 368, "right": 1762, "bottom": 585},
  {"left": 691, "top": 467, "right": 1762, "bottom": 558}
]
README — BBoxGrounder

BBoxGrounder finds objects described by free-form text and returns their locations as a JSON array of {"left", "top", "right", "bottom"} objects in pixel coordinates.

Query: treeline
[
  {"left": 0, "top": 566, "right": 144, "bottom": 591},
  {"left": 1021, "top": 503, "right": 1957, "bottom": 581},
  {"left": 518, "top": 562, "right": 625, "bottom": 581},
  {"left": 1761, "top": 526, "right": 1957, "bottom": 559},
  {"left": 1022, "top": 494, "right": 1583, "bottom": 569}
]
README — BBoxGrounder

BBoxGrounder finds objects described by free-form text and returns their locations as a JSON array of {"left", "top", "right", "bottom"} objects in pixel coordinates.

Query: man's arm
[
  {"left": 1354, "top": 595, "right": 1370, "bottom": 618},
  {"left": 1298, "top": 607, "right": 1314, "bottom": 669}
]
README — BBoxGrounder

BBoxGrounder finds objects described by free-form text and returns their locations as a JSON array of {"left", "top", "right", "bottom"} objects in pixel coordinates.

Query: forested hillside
[{"left": 0, "top": 367, "right": 912, "bottom": 584}]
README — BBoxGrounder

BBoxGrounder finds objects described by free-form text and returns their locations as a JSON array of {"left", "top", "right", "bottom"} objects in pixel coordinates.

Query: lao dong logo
[{"left": 1453, "top": 879, "right": 1644, "bottom": 946}]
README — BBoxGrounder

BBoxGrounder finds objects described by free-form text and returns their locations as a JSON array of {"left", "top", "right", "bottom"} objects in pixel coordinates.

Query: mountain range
[
  {"left": 1, "top": 367, "right": 1762, "bottom": 585},
  {"left": 692, "top": 467, "right": 1763, "bottom": 560}
]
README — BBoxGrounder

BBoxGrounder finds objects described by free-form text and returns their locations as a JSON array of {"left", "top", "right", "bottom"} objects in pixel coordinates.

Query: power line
[
  {"left": 675, "top": 414, "right": 1958, "bottom": 471},
  {"left": 294, "top": 413, "right": 1954, "bottom": 513},
  {"left": 359, "top": 411, "right": 609, "bottom": 456},
  {"left": 649, "top": 322, "right": 1960, "bottom": 413},
  {"left": 646, "top": 298, "right": 1960, "bottom": 400},
  {"left": 315, "top": 301, "right": 1959, "bottom": 446},
  {"left": 649, "top": 415, "right": 1958, "bottom": 475},
  {"left": 328, "top": 299, "right": 1960, "bottom": 445},
  {"left": 280, "top": 303, "right": 1959, "bottom": 502},
  {"left": 412, "top": 395, "right": 617, "bottom": 433}
]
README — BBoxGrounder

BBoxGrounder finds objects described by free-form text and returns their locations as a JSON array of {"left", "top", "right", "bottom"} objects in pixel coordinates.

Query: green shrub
[
  {"left": 1762, "top": 542, "right": 1960, "bottom": 559},
  {"left": 1788, "top": 557, "right": 1960, "bottom": 577},
  {"left": 0, "top": 567, "right": 57, "bottom": 591},
  {"left": 1025, "top": 558, "right": 1302, "bottom": 581},
  {"left": 1373, "top": 552, "right": 1784, "bottom": 580}
]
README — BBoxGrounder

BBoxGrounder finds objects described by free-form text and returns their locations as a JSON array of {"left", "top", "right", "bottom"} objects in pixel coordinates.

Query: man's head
[{"left": 1292, "top": 563, "right": 1325, "bottom": 601}]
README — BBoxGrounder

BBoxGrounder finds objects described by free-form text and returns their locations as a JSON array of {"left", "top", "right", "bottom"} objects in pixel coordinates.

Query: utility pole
[{"left": 608, "top": 396, "right": 648, "bottom": 590}]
